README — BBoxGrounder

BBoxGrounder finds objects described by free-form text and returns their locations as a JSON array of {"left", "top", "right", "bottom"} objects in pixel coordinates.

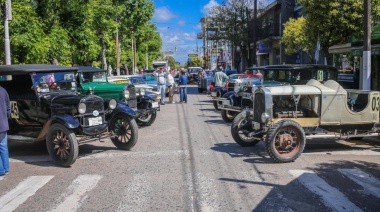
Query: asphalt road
[{"left": 2, "top": 85, "right": 380, "bottom": 212}]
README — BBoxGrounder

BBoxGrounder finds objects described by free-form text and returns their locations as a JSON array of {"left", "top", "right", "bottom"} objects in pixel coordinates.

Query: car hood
[{"left": 79, "top": 82, "right": 125, "bottom": 101}]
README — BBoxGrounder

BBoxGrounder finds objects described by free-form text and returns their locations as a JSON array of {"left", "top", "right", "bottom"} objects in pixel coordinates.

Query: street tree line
[
  {"left": 0, "top": 0, "right": 162, "bottom": 71},
  {"left": 207, "top": 0, "right": 380, "bottom": 67}
]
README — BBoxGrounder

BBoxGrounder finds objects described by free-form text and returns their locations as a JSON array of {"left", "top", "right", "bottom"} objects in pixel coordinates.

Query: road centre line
[
  {"left": 289, "top": 170, "right": 362, "bottom": 212},
  {"left": 0, "top": 176, "right": 54, "bottom": 212}
]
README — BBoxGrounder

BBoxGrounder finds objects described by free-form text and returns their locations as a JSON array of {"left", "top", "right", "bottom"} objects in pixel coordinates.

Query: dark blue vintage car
[{"left": 1, "top": 65, "right": 139, "bottom": 167}]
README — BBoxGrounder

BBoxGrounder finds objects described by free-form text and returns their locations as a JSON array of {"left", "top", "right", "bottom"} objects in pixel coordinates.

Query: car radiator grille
[
  {"left": 253, "top": 93, "right": 265, "bottom": 123},
  {"left": 85, "top": 100, "right": 104, "bottom": 114},
  {"left": 227, "top": 82, "right": 235, "bottom": 92}
]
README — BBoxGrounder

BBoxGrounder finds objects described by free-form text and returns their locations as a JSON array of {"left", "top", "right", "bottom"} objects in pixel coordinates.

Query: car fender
[
  {"left": 112, "top": 101, "right": 138, "bottom": 118},
  {"left": 52, "top": 114, "right": 80, "bottom": 129}
]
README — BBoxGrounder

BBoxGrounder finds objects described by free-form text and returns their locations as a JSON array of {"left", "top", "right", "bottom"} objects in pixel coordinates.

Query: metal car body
[
  {"left": 108, "top": 74, "right": 160, "bottom": 97},
  {"left": 0, "top": 64, "right": 137, "bottom": 167},
  {"left": 198, "top": 71, "right": 214, "bottom": 93},
  {"left": 76, "top": 66, "right": 159, "bottom": 127},
  {"left": 217, "top": 64, "right": 338, "bottom": 122},
  {"left": 231, "top": 79, "right": 380, "bottom": 163}
]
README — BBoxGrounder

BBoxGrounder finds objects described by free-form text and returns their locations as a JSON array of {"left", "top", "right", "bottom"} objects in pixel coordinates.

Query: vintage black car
[
  {"left": 76, "top": 66, "right": 159, "bottom": 126},
  {"left": 1, "top": 64, "right": 138, "bottom": 167},
  {"left": 218, "top": 65, "right": 338, "bottom": 122}
]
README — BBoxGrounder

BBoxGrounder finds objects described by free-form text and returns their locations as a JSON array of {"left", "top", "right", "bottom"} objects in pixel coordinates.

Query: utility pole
[
  {"left": 252, "top": 0, "right": 257, "bottom": 66},
  {"left": 115, "top": 17, "right": 120, "bottom": 76},
  {"left": 361, "top": 0, "right": 371, "bottom": 90},
  {"left": 4, "top": 0, "right": 12, "bottom": 65}
]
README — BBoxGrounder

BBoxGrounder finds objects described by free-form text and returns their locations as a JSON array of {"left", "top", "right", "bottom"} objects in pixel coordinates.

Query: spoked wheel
[
  {"left": 265, "top": 120, "right": 305, "bottom": 163},
  {"left": 46, "top": 123, "right": 78, "bottom": 167},
  {"left": 109, "top": 113, "right": 138, "bottom": 150},
  {"left": 136, "top": 111, "right": 157, "bottom": 127},
  {"left": 231, "top": 112, "right": 261, "bottom": 147},
  {"left": 221, "top": 109, "right": 237, "bottom": 123}
]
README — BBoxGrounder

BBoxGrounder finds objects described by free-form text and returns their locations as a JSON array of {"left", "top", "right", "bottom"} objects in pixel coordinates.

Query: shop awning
[{"left": 328, "top": 43, "right": 351, "bottom": 54}]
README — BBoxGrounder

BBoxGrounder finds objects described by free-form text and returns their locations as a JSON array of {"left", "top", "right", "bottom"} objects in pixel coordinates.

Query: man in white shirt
[{"left": 154, "top": 67, "right": 167, "bottom": 105}]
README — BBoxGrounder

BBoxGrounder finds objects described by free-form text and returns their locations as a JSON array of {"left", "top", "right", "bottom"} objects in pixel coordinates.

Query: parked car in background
[
  {"left": 77, "top": 66, "right": 159, "bottom": 126},
  {"left": 142, "top": 73, "right": 158, "bottom": 91},
  {"left": 218, "top": 64, "right": 338, "bottom": 122},
  {"left": 198, "top": 70, "right": 214, "bottom": 93},
  {"left": 222, "top": 69, "right": 238, "bottom": 76},
  {"left": 1, "top": 64, "right": 138, "bottom": 167},
  {"left": 188, "top": 67, "right": 203, "bottom": 81},
  {"left": 231, "top": 79, "right": 380, "bottom": 163}
]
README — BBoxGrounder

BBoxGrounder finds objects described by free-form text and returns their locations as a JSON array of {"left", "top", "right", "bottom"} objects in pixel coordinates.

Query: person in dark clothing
[
  {"left": 0, "top": 85, "right": 10, "bottom": 177},
  {"left": 178, "top": 68, "right": 188, "bottom": 103}
]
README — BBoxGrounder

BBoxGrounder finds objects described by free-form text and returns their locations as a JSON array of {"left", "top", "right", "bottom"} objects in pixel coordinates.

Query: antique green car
[{"left": 76, "top": 66, "right": 159, "bottom": 126}]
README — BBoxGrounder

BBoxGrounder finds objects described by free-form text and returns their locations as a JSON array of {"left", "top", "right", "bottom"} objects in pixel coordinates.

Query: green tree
[
  {"left": 281, "top": 17, "right": 315, "bottom": 60},
  {"left": 292, "top": 0, "right": 380, "bottom": 63},
  {"left": 209, "top": 0, "right": 253, "bottom": 67}
]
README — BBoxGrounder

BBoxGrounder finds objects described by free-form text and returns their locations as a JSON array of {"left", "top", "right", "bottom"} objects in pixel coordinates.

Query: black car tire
[
  {"left": 231, "top": 112, "right": 260, "bottom": 147},
  {"left": 221, "top": 110, "right": 237, "bottom": 123},
  {"left": 136, "top": 111, "right": 157, "bottom": 127},
  {"left": 109, "top": 113, "right": 138, "bottom": 150},
  {"left": 198, "top": 88, "right": 203, "bottom": 93},
  {"left": 46, "top": 123, "right": 78, "bottom": 167},
  {"left": 265, "top": 120, "right": 306, "bottom": 163},
  {"left": 213, "top": 100, "right": 220, "bottom": 110}
]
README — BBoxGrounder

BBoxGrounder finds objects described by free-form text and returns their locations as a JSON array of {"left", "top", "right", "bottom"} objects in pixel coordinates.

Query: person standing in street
[
  {"left": 213, "top": 66, "right": 228, "bottom": 87},
  {"left": 178, "top": 68, "right": 188, "bottom": 103},
  {"left": 154, "top": 67, "right": 167, "bottom": 105},
  {"left": 167, "top": 69, "right": 176, "bottom": 104},
  {"left": 0, "top": 85, "right": 10, "bottom": 178}
]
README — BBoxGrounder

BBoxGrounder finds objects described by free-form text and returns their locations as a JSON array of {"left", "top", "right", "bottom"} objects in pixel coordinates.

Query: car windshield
[
  {"left": 260, "top": 70, "right": 292, "bottom": 82},
  {"left": 129, "top": 77, "right": 146, "bottom": 85},
  {"left": 81, "top": 71, "right": 107, "bottom": 83},
  {"left": 143, "top": 74, "right": 157, "bottom": 81},
  {"left": 189, "top": 69, "right": 201, "bottom": 73},
  {"left": 32, "top": 71, "right": 77, "bottom": 92}
]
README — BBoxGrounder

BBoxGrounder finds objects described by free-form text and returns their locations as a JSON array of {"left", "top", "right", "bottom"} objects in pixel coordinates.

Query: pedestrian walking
[
  {"left": 178, "top": 68, "right": 188, "bottom": 103},
  {"left": 154, "top": 67, "right": 167, "bottom": 105},
  {"left": 0, "top": 85, "right": 10, "bottom": 178},
  {"left": 167, "top": 69, "right": 176, "bottom": 103},
  {"left": 213, "top": 66, "right": 228, "bottom": 87}
]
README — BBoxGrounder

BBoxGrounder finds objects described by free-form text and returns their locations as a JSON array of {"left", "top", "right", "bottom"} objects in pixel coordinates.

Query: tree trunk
[{"left": 101, "top": 40, "right": 107, "bottom": 70}]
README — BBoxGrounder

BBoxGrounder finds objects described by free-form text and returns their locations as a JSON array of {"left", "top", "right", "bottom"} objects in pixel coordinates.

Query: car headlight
[
  {"left": 261, "top": 112, "right": 270, "bottom": 123},
  {"left": 78, "top": 102, "right": 86, "bottom": 114},
  {"left": 109, "top": 99, "right": 117, "bottom": 109},
  {"left": 140, "top": 88, "right": 145, "bottom": 95},
  {"left": 123, "top": 89, "right": 130, "bottom": 99}
]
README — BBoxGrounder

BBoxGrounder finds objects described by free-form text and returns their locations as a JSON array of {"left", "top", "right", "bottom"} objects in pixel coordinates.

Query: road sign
[{"left": 188, "top": 54, "right": 198, "bottom": 58}]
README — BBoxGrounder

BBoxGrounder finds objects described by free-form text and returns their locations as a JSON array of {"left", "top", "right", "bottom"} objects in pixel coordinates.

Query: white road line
[
  {"left": 0, "top": 176, "right": 54, "bottom": 212},
  {"left": 289, "top": 170, "right": 362, "bottom": 212},
  {"left": 338, "top": 168, "right": 380, "bottom": 198},
  {"left": 49, "top": 174, "right": 103, "bottom": 212}
]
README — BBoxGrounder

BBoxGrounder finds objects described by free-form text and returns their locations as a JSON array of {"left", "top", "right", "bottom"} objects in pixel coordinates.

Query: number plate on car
[
  {"left": 88, "top": 116, "right": 102, "bottom": 126},
  {"left": 222, "top": 100, "right": 231, "bottom": 106},
  {"left": 152, "top": 102, "right": 159, "bottom": 108}
]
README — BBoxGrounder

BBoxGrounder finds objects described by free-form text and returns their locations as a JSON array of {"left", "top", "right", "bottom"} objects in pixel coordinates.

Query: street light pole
[{"left": 361, "top": 0, "right": 371, "bottom": 90}]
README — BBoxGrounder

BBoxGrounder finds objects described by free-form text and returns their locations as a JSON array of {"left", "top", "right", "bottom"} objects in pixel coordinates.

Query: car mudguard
[
  {"left": 112, "top": 100, "right": 138, "bottom": 118},
  {"left": 51, "top": 114, "right": 80, "bottom": 129}
]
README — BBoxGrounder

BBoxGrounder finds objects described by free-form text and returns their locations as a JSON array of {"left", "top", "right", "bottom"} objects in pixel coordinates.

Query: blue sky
[{"left": 152, "top": 0, "right": 222, "bottom": 65}]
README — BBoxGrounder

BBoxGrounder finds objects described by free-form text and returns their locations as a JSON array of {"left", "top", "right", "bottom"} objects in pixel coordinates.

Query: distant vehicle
[
  {"left": 152, "top": 61, "right": 170, "bottom": 71},
  {"left": 222, "top": 70, "right": 238, "bottom": 76},
  {"left": 188, "top": 67, "right": 203, "bottom": 81}
]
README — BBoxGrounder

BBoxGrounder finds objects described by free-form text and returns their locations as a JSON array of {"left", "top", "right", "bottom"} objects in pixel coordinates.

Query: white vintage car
[
  {"left": 231, "top": 79, "right": 380, "bottom": 163},
  {"left": 108, "top": 75, "right": 160, "bottom": 98}
]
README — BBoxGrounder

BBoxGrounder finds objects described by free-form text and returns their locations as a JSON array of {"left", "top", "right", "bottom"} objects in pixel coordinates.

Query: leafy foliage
[
  {"left": 282, "top": 0, "right": 380, "bottom": 62},
  {"left": 0, "top": 0, "right": 161, "bottom": 70}
]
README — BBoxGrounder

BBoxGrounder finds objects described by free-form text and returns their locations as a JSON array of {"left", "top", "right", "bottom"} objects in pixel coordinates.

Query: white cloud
[
  {"left": 178, "top": 20, "right": 186, "bottom": 26},
  {"left": 201, "top": 0, "right": 219, "bottom": 16},
  {"left": 153, "top": 7, "right": 175, "bottom": 22}
]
